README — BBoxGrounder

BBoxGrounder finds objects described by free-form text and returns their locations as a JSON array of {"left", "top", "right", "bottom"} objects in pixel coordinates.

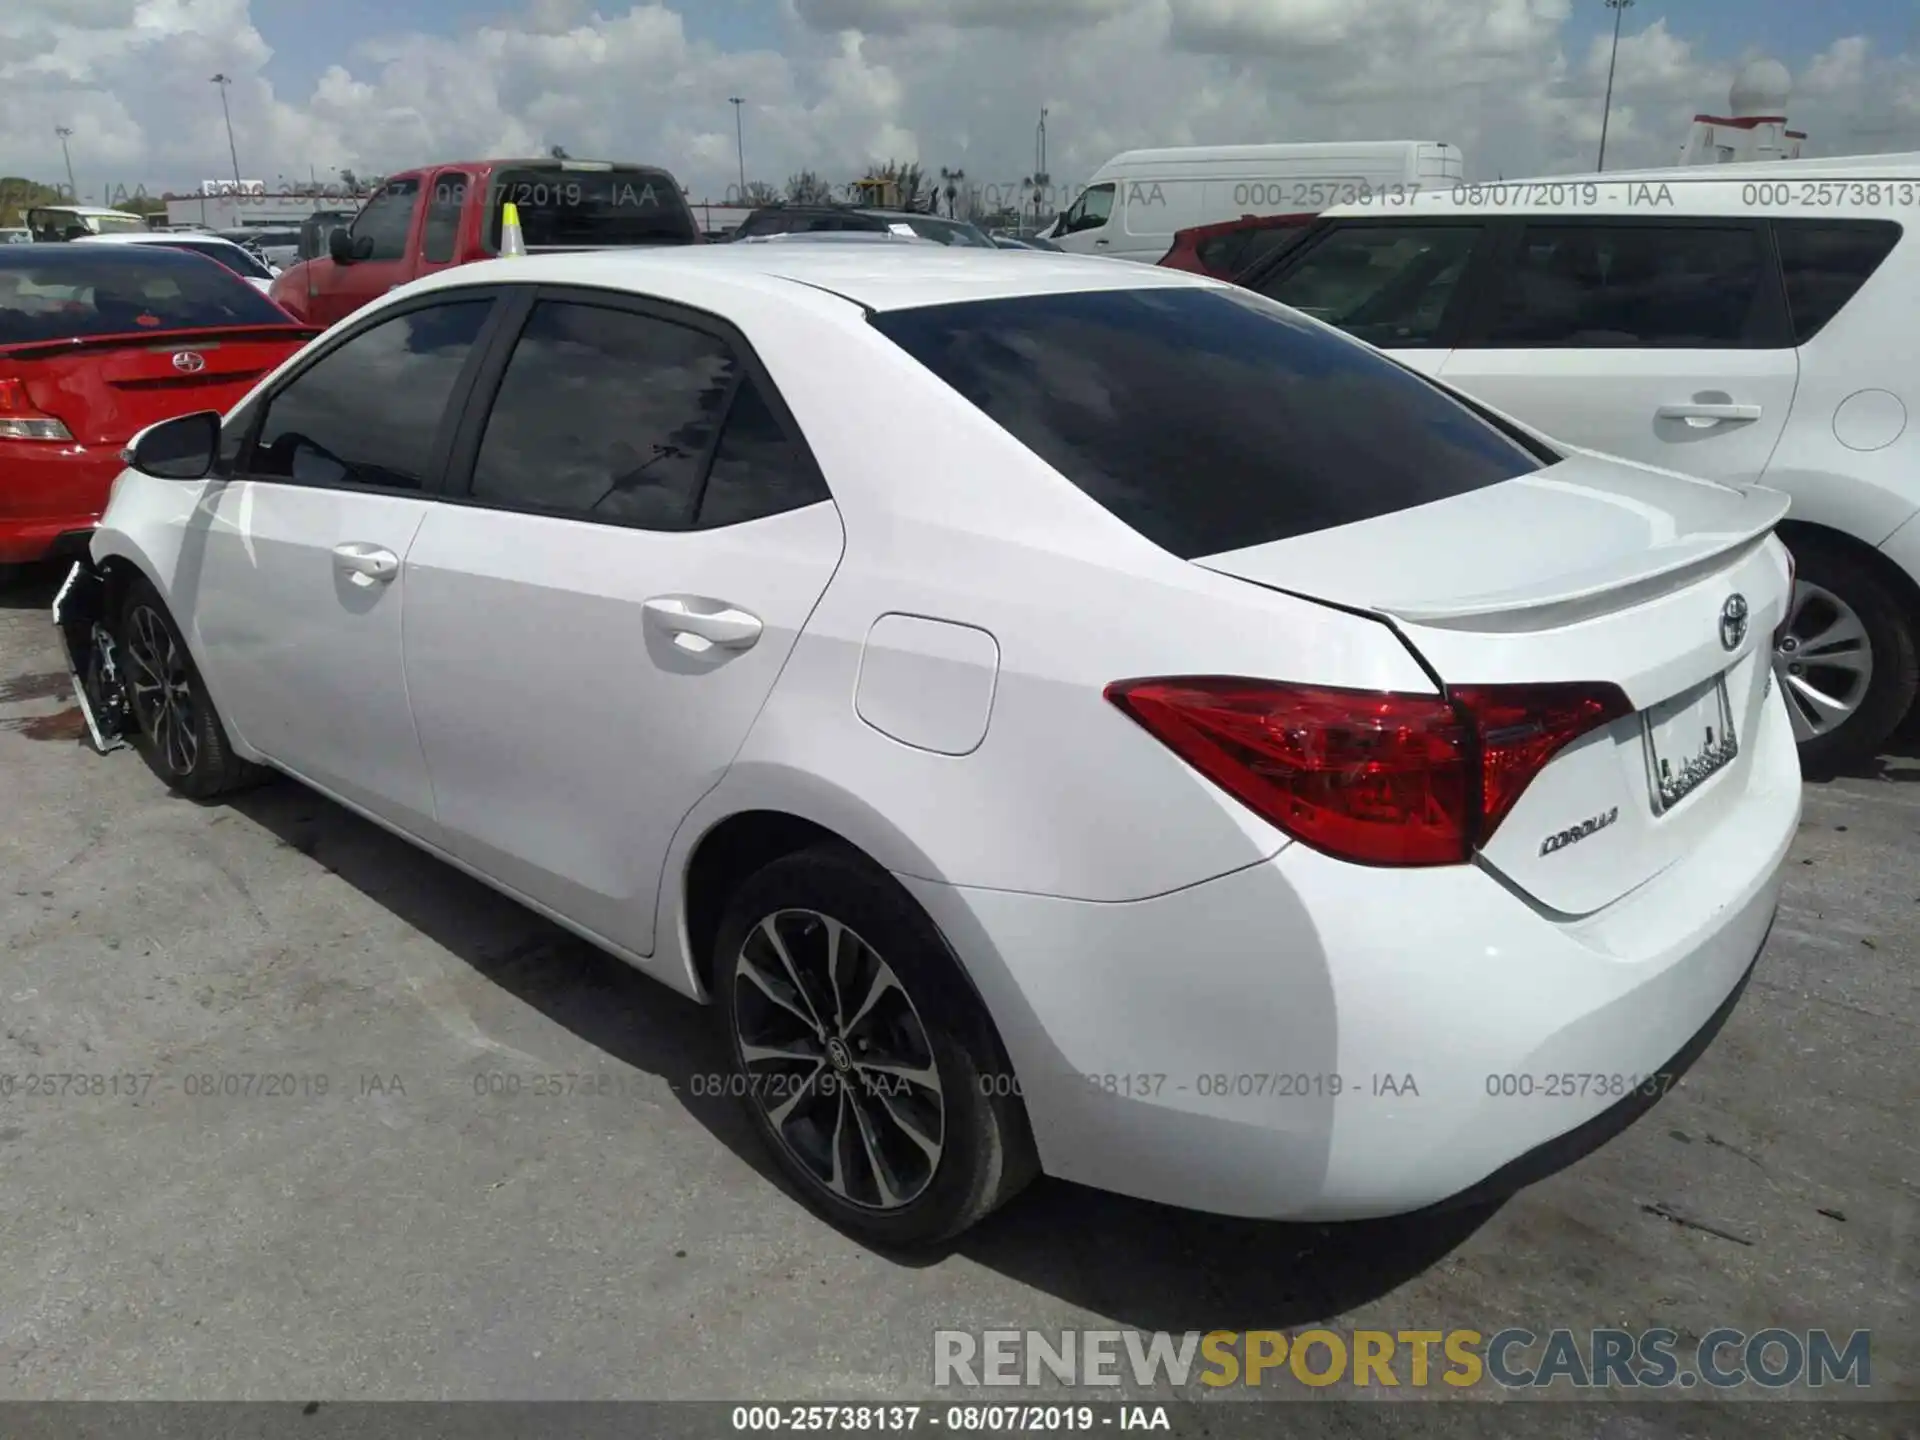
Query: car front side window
[
  {"left": 1256, "top": 223, "right": 1482, "bottom": 347},
  {"left": 350, "top": 179, "right": 423, "bottom": 262},
  {"left": 248, "top": 298, "right": 493, "bottom": 491}
]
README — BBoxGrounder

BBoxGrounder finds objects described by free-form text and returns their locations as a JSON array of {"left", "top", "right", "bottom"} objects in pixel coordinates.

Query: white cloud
[{"left": 1, "top": 0, "right": 1916, "bottom": 209}]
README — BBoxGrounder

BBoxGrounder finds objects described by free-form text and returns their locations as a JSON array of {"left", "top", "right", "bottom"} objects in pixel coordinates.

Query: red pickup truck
[{"left": 269, "top": 158, "right": 699, "bottom": 326}]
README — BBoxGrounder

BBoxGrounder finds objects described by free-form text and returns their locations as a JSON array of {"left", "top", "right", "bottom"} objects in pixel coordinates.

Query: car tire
[
  {"left": 713, "top": 843, "right": 1038, "bottom": 1248},
  {"left": 118, "top": 577, "right": 263, "bottom": 799},
  {"left": 1778, "top": 537, "right": 1919, "bottom": 773}
]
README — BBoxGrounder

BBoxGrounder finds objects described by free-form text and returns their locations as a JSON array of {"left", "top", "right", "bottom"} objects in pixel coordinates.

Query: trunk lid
[
  {"left": 1196, "top": 453, "right": 1793, "bottom": 915},
  {"left": 1, "top": 327, "right": 315, "bottom": 445}
]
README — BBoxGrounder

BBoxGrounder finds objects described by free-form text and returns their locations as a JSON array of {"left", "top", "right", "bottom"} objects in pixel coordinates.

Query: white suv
[{"left": 1237, "top": 157, "right": 1920, "bottom": 770}]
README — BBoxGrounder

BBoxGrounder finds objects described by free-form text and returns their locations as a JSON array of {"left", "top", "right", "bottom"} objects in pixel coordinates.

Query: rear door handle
[
  {"left": 332, "top": 543, "right": 399, "bottom": 585},
  {"left": 1657, "top": 402, "right": 1762, "bottom": 425},
  {"left": 643, "top": 596, "right": 763, "bottom": 653}
]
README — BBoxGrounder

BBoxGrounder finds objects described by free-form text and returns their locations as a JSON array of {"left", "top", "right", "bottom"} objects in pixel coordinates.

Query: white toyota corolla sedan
[{"left": 55, "top": 245, "right": 1801, "bottom": 1246}]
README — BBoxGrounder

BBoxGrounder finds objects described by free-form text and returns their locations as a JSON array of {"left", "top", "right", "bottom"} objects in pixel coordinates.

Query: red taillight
[
  {"left": 0, "top": 376, "right": 73, "bottom": 442},
  {"left": 1105, "top": 676, "right": 1632, "bottom": 868},
  {"left": 1448, "top": 684, "right": 1634, "bottom": 839}
]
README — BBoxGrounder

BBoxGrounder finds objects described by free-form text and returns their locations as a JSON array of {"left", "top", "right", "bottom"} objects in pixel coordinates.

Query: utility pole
[
  {"left": 211, "top": 73, "right": 242, "bottom": 187},
  {"left": 54, "top": 126, "right": 77, "bottom": 200},
  {"left": 729, "top": 97, "right": 746, "bottom": 202},
  {"left": 1596, "top": 0, "right": 1634, "bottom": 171}
]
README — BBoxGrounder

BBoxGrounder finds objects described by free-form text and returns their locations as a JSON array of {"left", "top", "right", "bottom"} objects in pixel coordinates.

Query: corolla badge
[
  {"left": 171, "top": 351, "right": 206, "bottom": 373},
  {"left": 1539, "top": 806, "right": 1619, "bottom": 857},
  {"left": 1720, "top": 593, "right": 1749, "bottom": 651}
]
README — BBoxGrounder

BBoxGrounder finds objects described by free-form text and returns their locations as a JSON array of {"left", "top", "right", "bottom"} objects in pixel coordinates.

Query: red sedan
[{"left": 0, "top": 243, "right": 318, "bottom": 575}]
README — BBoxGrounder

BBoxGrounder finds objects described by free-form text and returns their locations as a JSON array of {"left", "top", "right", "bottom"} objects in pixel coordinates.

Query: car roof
[
  {"left": 74, "top": 231, "right": 243, "bottom": 246},
  {"left": 0, "top": 241, "right": 246, "bottom": 271},
  {"left": 404, "top": 243, "right": 1213, "bottom": 314}
]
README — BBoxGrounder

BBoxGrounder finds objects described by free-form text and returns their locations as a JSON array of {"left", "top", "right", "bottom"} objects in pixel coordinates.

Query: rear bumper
[
  {"left": 0, "top": 443, "right": 118, "bottom": 563},
  {"left": 901, "top": 682, "right": 1801, "bottom": 1221}
]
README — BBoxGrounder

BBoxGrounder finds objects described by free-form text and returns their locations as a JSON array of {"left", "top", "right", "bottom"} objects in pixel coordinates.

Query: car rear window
[
  {"left": 1772, "top": 219, "right": 1902, "bottom": 344},
  {"left": 0, "top": 248, "right": 295, "bottom": 345},
  {"left": 869, "top": 286, "right": 1546, "bottom": 559},
  {"left": 900, "top": 216, "right": 994, "bottom": 248},
  {"left": 485, "top": 167, "right": 697, "bottom": 249},
  {"left": 163, "top": 239, "right": 274, "bottom": 280}
]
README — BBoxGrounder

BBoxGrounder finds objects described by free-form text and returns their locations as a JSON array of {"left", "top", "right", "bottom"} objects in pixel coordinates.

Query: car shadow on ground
[
  {"left": 0, "top": 561, "right": 63, "bottom": 612},
  {"left": 220, "top": 777, "right": 1497, "bottom": 1331}
]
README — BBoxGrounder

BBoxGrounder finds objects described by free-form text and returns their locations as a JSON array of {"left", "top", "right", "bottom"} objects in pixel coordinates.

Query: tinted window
[
  {"left": 470, "top": 301, "right": 735, "bottom": 528},
  {"left": 695, "top": 377, "right": 830, "bottom": 528},
  {"left": 1258, "top": 224, "right": 1480, "bottom": 346},
  {"left": 901, "top": 216, "right": 994, "bottom": 247},
  {"left": 485, "top": 168, "right": 697, "bottom": 249},
  {"left": 163, "top": 240, "right": 272, "bottom": 279},
  {"left": 870, "top": 287, "right": 1542, "bottom": 559},
  {"left": 350, "top": 179, "right": 421, "bottom": 261},
  {"left": 0, "top": 247, "right": 295, "bottom": 344},
  {"left": 1483, "top": 224, "right": 1768, "bottom": 347},
  {"left": 251, "top": 300, "right": 490, "bottom": 490},
  {"left": 423, "top": 172, "right": 470, "bottom": 264},
  {"left": 1773, "top": 220, "right": 1902, "bottom": 344}
]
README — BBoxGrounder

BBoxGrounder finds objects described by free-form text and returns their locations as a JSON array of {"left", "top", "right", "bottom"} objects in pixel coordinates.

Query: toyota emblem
[
  {"left": 1719, "top": 593, "right": 1749, "bottom": 651},
  {"left": 171, "top": 351, "right": 206, "bottom": 373}
]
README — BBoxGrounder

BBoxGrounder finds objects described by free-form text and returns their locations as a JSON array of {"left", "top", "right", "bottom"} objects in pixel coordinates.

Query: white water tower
[{"left": 1680, "top": 58, "right": 1806, "bottom": 164}]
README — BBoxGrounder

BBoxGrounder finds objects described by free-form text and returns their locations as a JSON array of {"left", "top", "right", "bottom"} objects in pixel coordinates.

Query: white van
[
  {"left": 25, "top": 205, "right": 151, "bottom": 241},
  {"left": 1045, "top": 142, "right": 1466, "bottom": 263}
]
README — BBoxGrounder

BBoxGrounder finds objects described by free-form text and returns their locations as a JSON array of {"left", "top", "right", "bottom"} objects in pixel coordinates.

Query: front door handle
[
  {"left": 1093, "top": 237, "right": 1110, "bottom": 247},
  {"left": 332, "top": 543, "right": 399, "bottom": 586},
  {"left": 643, "top": 596, "right": 763, "bottom": 653},
  {"left": 1657, "top": 402, "right": 1762, "bottom": 426}
]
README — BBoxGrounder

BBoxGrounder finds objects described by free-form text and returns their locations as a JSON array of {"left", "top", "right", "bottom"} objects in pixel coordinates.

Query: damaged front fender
[{"left": 52, "top": 560, "right": 132, "bottom": 754}]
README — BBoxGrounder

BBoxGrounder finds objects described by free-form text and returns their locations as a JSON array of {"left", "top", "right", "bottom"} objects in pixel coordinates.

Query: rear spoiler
[
  {"left": 0, "top": 324, "right": 323, "bottom": 361},
  {"left": 1376, "top": 482, "right": 1792, "bottom": 632}
]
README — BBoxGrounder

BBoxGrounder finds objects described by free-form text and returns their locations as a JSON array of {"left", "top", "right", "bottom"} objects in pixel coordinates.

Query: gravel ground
[{"left": 0, "top": 559, "right": 1913, "bottom": 1436}]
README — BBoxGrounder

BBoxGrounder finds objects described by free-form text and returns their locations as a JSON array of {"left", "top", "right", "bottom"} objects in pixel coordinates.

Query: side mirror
[
  {"left": 124, "top": 411, "right": 221, "bottom": 481},
  {"left": 327, "top": 227, "right": 357, "bottom": 264}
]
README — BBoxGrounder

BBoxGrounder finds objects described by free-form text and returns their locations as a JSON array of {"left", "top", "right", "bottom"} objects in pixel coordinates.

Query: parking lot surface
[{"left": 0, "top": 562, "right": 1914, "bottom": 1426}]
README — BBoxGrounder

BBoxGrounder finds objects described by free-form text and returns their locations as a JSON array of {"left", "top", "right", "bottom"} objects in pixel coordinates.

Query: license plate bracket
[{"left": 1643, "top": 673, "right": 1738, "bottom": 815}]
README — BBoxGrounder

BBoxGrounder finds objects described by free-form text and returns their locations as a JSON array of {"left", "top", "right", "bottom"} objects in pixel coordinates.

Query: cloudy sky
[{"left": 3, "top": 0, "right": 1918, "bottom": 207}]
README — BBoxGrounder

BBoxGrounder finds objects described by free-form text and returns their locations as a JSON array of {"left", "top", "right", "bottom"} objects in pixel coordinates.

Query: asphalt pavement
[{"left": 0, "top": 560, "right": 1913, "bottom": 1433}]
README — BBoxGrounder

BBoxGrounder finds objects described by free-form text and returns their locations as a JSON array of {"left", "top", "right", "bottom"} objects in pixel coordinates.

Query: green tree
[
  {"left": 0, "top": 176, "right": 65, "bottom": 228},
  {"left": 784, "top": 170, "right": 834, "bottom": 205}
]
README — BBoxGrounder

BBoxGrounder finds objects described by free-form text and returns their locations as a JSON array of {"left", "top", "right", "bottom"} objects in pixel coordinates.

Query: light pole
[
  {"left": 210, "top": 73, "right": 242, "bottom": 188},
  {"left": 1596, "top": 0, "right": 1633, "bottom": 171},
  {"left": 729, "top": 97, "right": 746, "bottom": 202},
  {"left": 54, "top": 126, "right": 77, "bottom": 200}
]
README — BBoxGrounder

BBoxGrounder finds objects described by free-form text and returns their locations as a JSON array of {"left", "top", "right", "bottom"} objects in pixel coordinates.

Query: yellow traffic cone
[{"left": 499, "top": 201, "right": 527, "bottom": 257}]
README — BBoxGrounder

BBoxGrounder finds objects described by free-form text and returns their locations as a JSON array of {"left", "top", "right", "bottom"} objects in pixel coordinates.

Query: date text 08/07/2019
[{"left": 731, "top": 1405, "right": 1170, "bottom": 1432}]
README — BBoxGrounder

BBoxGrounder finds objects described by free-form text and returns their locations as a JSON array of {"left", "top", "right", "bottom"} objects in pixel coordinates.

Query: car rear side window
[
  {"left": 1254, "top": 223, "right": 1482, "bottom": 347},
  {"left": 693, "top": 376, "right": 831, "bottom": 529},
  {"left": 250, "top": 300, "right": 492, "bottom": 491},
  {"left": 469, "top": 301, "right": 736, "bottom": 528},
  {"left": 869, "top": 286, "right": 1544, "bottom": 559},
  {"left": 1772, "top": 219, "right": 1902, "bottom": 344},
  {"left": 1482, "top": 224, "right": 1770, "bottom": 347}
]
